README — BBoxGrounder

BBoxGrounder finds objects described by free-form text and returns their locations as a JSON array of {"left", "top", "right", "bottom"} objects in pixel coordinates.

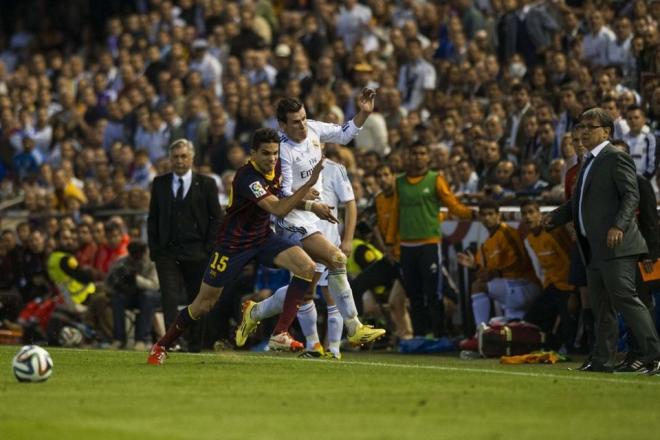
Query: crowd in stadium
[{"left": 0, "top": 0, "right": 659, "bottom": 358}]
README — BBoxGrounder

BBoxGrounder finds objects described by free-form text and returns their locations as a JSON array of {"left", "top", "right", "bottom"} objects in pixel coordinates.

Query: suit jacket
[
  {"left": 637, "top": 175, "right": 660, "bottom": 260},
  {"left": 550, "top": 143, "right": 647, "bottom": 264},
  {"left": 504, "top": 104, "right": 531, "bottom": 155},
  {"left": 147, "top": 172, "right": 221, "bottom": 261}
]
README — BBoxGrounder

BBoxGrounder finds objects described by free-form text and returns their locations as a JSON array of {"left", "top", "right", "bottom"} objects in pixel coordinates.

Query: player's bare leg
[
  {"left": 236, "top": 246, "right": 315, "bottom": 351},
  {"left": 148, "top": 283, "right": 224, "bottom": 365},
  {"left": 301, "top": 232, "right": 385, "bottom": 345}
]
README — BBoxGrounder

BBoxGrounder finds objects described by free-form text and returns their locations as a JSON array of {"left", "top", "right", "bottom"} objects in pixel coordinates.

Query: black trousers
[
  {"left": 587, "top": 256, "right": 660, "bottom": 365},
  {"left": 400, "top": 243, "right": 443, "bottom": 337},
  {"left": 155, "top": 255, "right": 207, "bottom": 351},
  {"left": 349, "top": 258, "right": 398, "bottom": 314},
  {"left": 524, "top": 284, "right": 573, "bottom": 350}
]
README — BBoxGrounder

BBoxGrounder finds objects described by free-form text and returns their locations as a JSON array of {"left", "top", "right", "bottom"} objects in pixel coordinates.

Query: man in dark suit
[
  {"left": 148, "top": 139, "right": 221, "bottom": 352},
  {"left": 611, "top": 138, "right": 660, "bottom": 368},
  {"left": 545, "top": 108, "right": 660, "bottom": 374}
]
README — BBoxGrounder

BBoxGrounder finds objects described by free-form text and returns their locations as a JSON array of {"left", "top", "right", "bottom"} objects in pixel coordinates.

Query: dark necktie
[
  {"left": 576, "top": 152, "right": 594, "bottom": 232},
  {"left": 176, "top": 177, "right": 184, "bottom": 202}
]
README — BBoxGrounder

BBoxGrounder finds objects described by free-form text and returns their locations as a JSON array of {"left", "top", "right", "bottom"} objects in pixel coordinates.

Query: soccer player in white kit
[
  {"left": 236, "top": 89, "right": 386, "bottom": 349},
  {"left": 242, "top": 158, "right": 357, "bottom": 358}
]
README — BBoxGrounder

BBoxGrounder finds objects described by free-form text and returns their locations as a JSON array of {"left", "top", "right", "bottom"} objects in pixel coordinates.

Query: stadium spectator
[
  {"left": 621, "top": 105, "right": 657, "bottom": 179},
  {"left": 17, "top": 229, "right": 50, "bottom": 304},
  {"left": 107, "top": 240, "right": 159, "bottom": 351},
  {"left": 397, "top": 38, "right": 436, "bottom": 112},
  {"left": 517, "top": 161, "right": 549, "bottom": 197}
]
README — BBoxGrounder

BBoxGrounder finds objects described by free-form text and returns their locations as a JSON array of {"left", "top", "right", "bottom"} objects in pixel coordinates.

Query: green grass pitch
[{"left": 1, "top": 346, "right": 659, "bottom": 440}]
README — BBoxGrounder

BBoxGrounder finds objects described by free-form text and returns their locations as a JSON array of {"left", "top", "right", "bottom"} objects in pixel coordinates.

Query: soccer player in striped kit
[{"left": 148, "top": 129, "right": 333, "bottom": 365}]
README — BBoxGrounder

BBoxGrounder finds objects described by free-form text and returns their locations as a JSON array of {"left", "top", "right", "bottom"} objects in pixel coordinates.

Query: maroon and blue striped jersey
[{"left": 216, "top": 160, "right": 282, "bottom": 251}]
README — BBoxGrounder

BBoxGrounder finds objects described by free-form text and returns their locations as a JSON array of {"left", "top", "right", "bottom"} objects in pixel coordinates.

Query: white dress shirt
[
  {"left": 172, "top": 169, "right": 192, "bottom": 199},
  {"left": 578, "top": 140, "right": 609, "bottom": 236}
]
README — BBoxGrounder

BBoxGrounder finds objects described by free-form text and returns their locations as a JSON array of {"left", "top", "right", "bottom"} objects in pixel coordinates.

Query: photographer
[{"left": 107, "top": 241, "right": 160, "bottom": 350}]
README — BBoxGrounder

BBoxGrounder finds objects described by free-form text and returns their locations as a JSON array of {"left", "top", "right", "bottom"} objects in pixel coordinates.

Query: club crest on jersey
[
  {"left": 250, "top": 181, "right": 267, "bottom": 198},
  {"left": 311, "top": 139, "right": 321, "bottom": 149}
]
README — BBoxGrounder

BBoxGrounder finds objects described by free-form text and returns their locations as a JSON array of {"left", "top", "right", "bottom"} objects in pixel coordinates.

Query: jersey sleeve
[
  {"left": 311, "top": 119, "right": 361, "bottom": 145},
  {"left": 235, "top": 171, "right": 272, "bottom": 203},
  {"left": 279, "top": 142, "right": 294, "bottom": 197},
  {"left": 436, "top": 174, "right": 473, "bottom": 220},
  {"left": 331, "top": 163, "right": 355, "bottom": 203}
]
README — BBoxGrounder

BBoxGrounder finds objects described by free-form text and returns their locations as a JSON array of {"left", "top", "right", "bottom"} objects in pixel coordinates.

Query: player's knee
[
  {"left": 326, "top": 249, "right": 347, "bottom": 270},
  {"left": 296, "top": 260, "right": 316, "bottom": 280}
]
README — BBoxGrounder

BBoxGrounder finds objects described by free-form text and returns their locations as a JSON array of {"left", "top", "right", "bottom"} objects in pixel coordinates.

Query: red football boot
[{"left": 147, "top": 343, "right": 168, "bottom": 365}]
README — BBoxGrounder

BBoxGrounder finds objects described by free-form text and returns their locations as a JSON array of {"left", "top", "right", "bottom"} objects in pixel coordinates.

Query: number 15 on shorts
[{"left": 210, "top": 252, "right": 229, "bottom": 272}]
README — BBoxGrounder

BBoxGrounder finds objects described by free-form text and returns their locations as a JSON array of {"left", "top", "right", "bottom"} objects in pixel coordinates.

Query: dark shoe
[
  {"left": 573, "top": 359, "right": 592, "bottom": 371},
  {"left": 643, "top": 360, "right": 660, "bottom": 376},
  {"left": 574, "top": 360, "right": 613, "bottom": 373},
  {"left": 614, "top": 359, "right": 647, "bottom": 374}
]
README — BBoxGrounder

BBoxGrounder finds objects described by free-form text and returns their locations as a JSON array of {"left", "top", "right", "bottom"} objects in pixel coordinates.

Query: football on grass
[{"left": 12, "top": 345, "right": 53, "bottom": 383}]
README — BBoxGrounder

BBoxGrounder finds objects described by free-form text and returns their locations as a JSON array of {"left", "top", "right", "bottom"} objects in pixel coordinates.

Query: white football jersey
[
  {"left": 316, "top": 159, "right": 355, "bottom": 245},
  {"left": 279, "top": 119, "right": 360, "bottom": 226}
]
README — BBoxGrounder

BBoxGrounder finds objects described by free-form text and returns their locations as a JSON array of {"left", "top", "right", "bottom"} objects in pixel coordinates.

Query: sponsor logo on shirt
[{"left": 250, "top": 181, "right": 267, "bottom": 198}]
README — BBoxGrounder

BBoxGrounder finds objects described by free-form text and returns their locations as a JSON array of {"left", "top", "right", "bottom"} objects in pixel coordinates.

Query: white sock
[
  {"left": 471, "top": 292, "right": 490, "bottom": 329},
  {"left": 326, "top": 305, "right": 343, "bottom": 355},
  {"left": 297, "top": 301, "right": 320, "bottom": 350},
  {"left": 252, "top": 286, "right": 287, "bottom": 321},
  {"left": 327, "top": 268, "right": 361, "bottom": 335}
]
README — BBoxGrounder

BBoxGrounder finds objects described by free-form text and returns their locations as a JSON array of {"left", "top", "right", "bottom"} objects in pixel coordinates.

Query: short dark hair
[
  {"left": 375, "top": 163, "right": 392, "bottom": 174},
  {"left": 407, "top": 38, "right": 422, "bottom": 47},
  {"left": 521, "top": 160, "right": 539, "bottom": 174},
  {"left": 364, "top": 150, "right": 381, "bottom": 160},
  {"left": 600, "top": 95, "right": 617, "bottom": 106},
  {"left": 276, "top": 97, "right": 304, "bottom": 123},
  {"left": 105, "top": 222, "right": 122, "bottom": 235},
  {"left": 409, "top": 142, "right": 429, "bottom": 152},
  {"left": 511, "top": 83, "right": 529, "bottom": 94},
  {"left": 580, "top": 107, "right": 614, "bottom": 138},
  {"left": 520, "top": 198, "right": 540, "bottom": 211},
  {"left": 625, "top": 104, "right": 644, "bottom": 115},
  {"left": 251, "top": 128, "right": 280, "bottom": 151},
  {"left": 457, "top": 158, "right": 474, "bottom": 168},
  {"left": 478, "top": 198, "right": 500, "bottom": 212}
]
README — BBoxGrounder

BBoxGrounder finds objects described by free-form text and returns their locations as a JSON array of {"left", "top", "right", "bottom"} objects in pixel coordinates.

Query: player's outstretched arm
[
  {"left": 257, "top": 159, "right": 326, "bottom": 218},
  {"left": 353, "top": 87, "right": 376, "bottom": 128},
  {"left": 315, "top": 88, "right": 376, "bottom": 146}
]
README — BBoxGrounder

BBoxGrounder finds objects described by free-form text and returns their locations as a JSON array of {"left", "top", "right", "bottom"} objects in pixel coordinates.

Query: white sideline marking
[
  {"left": 247, "top": 354, "right": 660, "bottom": 387},
  {"left": 41, "top": 347, "right": 660, "bottom": 386}
]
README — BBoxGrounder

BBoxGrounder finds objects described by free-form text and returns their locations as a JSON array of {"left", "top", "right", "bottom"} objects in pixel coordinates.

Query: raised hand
[{"left": 358, "top": 88, "right": 376, "bottom": 113}]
